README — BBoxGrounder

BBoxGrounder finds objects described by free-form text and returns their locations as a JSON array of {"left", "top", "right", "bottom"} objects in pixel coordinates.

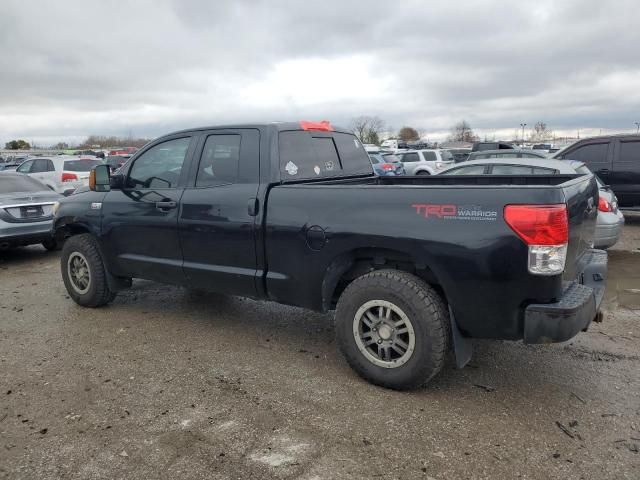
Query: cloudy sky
[{"left": 1, "top": 0, "right": 640, "bottom": 146}]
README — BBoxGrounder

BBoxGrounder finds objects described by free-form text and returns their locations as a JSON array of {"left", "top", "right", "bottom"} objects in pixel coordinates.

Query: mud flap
[{"left": 449, "top": 306, "right": 472, "bottom": 368}]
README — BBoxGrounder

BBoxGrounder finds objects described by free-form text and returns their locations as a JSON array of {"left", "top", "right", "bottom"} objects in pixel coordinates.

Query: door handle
[
  {"left": 247, "top": 197, "right": 259, "bottom": 216},
  {"left": 155, "top": 200, "right": 177, "bottom": 211},
  {"left": 599, "top": 169, "right": 610, "bottom": 174}
]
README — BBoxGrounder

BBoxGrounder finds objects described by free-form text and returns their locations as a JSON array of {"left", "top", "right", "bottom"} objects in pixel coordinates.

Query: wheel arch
[{"left": 321, "top": 247, "right": 449, "bottom": 312}]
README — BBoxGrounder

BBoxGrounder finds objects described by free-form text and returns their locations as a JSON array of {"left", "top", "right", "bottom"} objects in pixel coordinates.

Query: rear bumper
[{"left": 523, "top": 249, "right": 607, "bottom": 344}]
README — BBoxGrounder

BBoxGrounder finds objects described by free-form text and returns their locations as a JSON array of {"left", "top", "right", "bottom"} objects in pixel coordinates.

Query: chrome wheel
[
  {"left": 67, "top": 252, "right": 91, "bottom": 295},
  {"left": 353, "top": 300, "right": 416, "bottom": 368}
]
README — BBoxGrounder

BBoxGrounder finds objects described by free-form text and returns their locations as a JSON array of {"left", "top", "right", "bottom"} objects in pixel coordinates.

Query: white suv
[
  {"left": 397, "top": 149, "right": 455, "bottom": 175},
  {"left": 15, "top": 156, "right": 104, "bottom": 195}
]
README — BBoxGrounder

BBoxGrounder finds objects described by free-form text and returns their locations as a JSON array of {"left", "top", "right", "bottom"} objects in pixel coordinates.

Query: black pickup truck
[{"left": 53, "top": 121, "right": 607, "bottom": 389}]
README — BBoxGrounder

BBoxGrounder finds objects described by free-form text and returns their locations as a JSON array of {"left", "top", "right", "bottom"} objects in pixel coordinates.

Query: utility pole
[{"left": 519, "top": 123, "right": 526, "bottom": 144}]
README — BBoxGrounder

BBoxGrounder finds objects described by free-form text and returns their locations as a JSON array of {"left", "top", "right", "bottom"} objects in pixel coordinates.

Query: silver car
[
  {"left": 438, "top": 157, "right": 624, "bottom": 249},
  {"left": 0, "top": 172, "right": 62, "bottom": 251}
]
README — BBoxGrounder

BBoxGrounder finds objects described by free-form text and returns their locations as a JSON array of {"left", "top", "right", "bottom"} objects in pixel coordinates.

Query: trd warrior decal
[{"left": 412, "top": 204, "right": 498, "bottom": 221}]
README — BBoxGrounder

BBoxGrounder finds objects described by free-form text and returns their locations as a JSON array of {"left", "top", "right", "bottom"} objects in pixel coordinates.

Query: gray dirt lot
[{"left": 1, "top": 215, "right": 639, "bottom": 480}]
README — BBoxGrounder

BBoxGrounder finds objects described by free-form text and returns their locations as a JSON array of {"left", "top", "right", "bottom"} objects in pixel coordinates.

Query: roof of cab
[{"left": 155, "top": 121, "right": 352, "bottom": 139}]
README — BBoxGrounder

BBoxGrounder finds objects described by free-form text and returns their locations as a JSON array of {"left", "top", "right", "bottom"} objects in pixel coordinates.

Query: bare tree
[
  {"left": 448, "top": 120, "right": 478, "bottom": 143},
  {"left": 398, "top": 126, "right": 420, "bottom": 142},
  {"left": 528, "top": 121, "right": 553, "bottom": 142},
  {"left": 349, "top": 116, "right": 386, "bottom": 145}
]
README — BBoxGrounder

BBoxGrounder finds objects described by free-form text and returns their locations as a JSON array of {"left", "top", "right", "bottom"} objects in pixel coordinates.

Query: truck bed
[{"left": 264, "top": 172, "right": 599, "bottom": 341}]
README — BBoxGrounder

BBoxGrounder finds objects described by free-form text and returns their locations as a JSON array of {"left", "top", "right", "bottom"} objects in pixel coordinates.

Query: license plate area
[{"left": 20, "top": 205, "right": 44, "bottom": 218}]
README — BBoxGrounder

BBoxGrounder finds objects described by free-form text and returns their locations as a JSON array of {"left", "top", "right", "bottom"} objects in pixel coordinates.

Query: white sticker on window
[
  {"left": 285, "top": 161, "right": 298, "bottom": 175},
  {"left": 314, "top": 165, "right": 321, "bottom": 175},
  {"left": 354, "top": 138, "right": 360, "bottom": 148}
]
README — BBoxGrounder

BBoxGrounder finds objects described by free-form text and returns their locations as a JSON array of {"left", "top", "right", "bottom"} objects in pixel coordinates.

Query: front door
[
  {"left": 179, "top": 129, "right": 260, "bottom": 295},
  {"left": 100, "top": 135, "right": 195, "bottom": 284}
]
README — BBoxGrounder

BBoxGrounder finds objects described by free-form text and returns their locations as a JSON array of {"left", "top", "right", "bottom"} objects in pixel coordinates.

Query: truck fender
[{"left": 321, "top": 255, "right": 355, "bottom": 312}]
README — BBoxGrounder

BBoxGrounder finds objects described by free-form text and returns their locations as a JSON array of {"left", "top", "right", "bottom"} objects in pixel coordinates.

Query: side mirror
[
  {"left": 110, "top": 173, "right": 125, "bottom": 189},
  {"left": 89, "top": 164, "right": 111, "bottom": 192}
]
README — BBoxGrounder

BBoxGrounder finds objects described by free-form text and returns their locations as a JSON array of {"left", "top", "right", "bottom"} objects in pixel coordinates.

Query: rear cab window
[{"left": 279, "top": 131, "right": 372, "bottom": 180}]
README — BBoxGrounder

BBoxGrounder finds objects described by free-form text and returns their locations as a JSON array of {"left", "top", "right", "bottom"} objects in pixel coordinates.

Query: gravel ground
[{"left": 1, "top": 214, "right": 639, "bottom": 479}]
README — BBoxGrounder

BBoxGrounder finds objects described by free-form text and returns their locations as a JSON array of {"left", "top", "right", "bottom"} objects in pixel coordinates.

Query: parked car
[
  {"left": 368, "top": 152, "right": 405, "bottom": 176},
  {"left": 15, "top": 156, "right": 104, "bottom": 195},
  {"left": 397, "top": 149, "right": 455, "bottom": 175},
  {"left": 552, "top": 134, "right": 640, "bottom": 208},
  {"left": 471, "top": 141, "right": 515, "bottom": 152},
  {"left": 467, "top": 149, "right": 548, "bottom": 161},
  {"left": 105, "top": 155, "right": 131, "bottom": 173},
  {"left": 52, "top": 121, "right": 607, "bottom": 390},
  {"left": 0, "top": 162, "right": 22, "bottom": 171},
  {"left": 380, "top": 139, "right": 407, "bottom": 150},
  {"left": 0, "top": 172, "right": 61, "bottom": 251},
  {"left": 438, "top": 157, "right": 624, "bottom": 249},
  {"left": 444, "top": 148, "right": 472, "bottom": 163}
]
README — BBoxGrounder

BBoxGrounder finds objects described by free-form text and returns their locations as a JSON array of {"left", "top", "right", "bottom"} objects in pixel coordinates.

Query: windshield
[
  {"left": 0, "top": 175, "right": 48, "bottom": 194},
  {"left": 63, "top": 159, "right": 103, "bottom": 172}
]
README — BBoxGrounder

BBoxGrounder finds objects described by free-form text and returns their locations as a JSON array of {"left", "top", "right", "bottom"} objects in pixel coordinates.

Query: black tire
[
  {"left": 60, "top": 234, "right": 116, "bottom": 307},
  {"left": 335, "top": 270, "right": 449, "bottom": 390},
  {"left": 42, "top": 238, "right": 60, "bottom": 251},
  {"left": 416, "top": 171, "right": 430, "bottom": 175}
]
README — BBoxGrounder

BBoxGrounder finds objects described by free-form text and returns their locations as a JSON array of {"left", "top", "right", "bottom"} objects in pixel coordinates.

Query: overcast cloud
[{"left": 1, "top": 0, "right": 640, "bottom": 145}]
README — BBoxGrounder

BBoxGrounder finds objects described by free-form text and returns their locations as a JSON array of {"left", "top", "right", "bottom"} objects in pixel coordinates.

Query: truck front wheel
[
  {"left": 61, "top": 234, "right": 116, "bottom": 308},
  {"left": 335, "top": 270, "right": 449, "bottom": 390}
]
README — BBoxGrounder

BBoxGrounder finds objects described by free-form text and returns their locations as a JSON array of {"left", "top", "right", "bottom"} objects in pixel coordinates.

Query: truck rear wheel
[
  {"left": 61, "top": 234, "right": 116, "bottom": 308},
  {"left": 335, "top": 270, "right": 449, "bottom": 390}
]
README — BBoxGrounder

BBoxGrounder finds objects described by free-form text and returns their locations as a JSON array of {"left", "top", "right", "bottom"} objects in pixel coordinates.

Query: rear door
[
  {"left": 610, "top": 137, "right": 640, "bottom": 207},
  {"left": 179, "top": 129, "right": 261, "bottom": 295},
  {"left": 101, "top": 135, "right": 196, "bottom": 283},
  {"left": 29, "top": 159, "right": 57, "bottom": 189}
]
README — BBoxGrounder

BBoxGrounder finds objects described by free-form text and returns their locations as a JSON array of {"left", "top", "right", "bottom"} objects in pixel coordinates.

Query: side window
[
  {"left": 279, "top": 131, "right": 370, "bottom": 180},
  {"left": 618, "top": 141, "right": 640, "bottom": 163},
  {"left": 196, "top": 135, "right": 241, "bottom": 187},
  {"left": 16, "top": 160, "right": 33, "bottom": 173},
  {"left": 532, "top": 167, "right": 557, "bottom": 175},
  {"left": 46, "top": 159, "right": 56, "bottom": 171},
  {"left": 31, "top": 159, "right": 49, "bottom": 173},
  {"left": 332, "top": 133, "right": 371, "bottom": 174},
  {"left": 421, "top": 151, "right": 437, "bottom": 161},
  {"left": 128, "top": 137, "right": 190, "bottom": 189},
  {"left": 565, "top": 143, "right": 609, "bottom": 165},
  {"left": 369, "top": 155, "right": 380, "bottom": 164},
  {"left": 402, "top": 153, "right": 420, "bottom": 163},
  {"left": 491, "top": 165, "right": 533, "bottom": 175},
  {"left": 445, "top": 165, "right": 487, "bottom": 175}
]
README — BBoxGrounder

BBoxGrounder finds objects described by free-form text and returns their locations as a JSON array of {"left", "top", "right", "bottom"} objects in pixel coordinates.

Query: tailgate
[{"left": 562, "top": 173, "right": 599, "bottom": 282}]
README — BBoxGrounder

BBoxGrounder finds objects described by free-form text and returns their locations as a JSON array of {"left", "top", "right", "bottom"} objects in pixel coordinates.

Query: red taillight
[
  {"left": 598, "top": 196, "right": 612, "bottom": 212},
  {"left": 300, "top": 120, "right": 333, "bottom": 131},
  {"left": 504, "top": 204, "right": 568, "bottom": 245},
  {"left": 381, "top": 163, "right": 394, "bottom": 170},
  {"left": 62, "top": 172, "right": 78, "bottom": 182}
]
